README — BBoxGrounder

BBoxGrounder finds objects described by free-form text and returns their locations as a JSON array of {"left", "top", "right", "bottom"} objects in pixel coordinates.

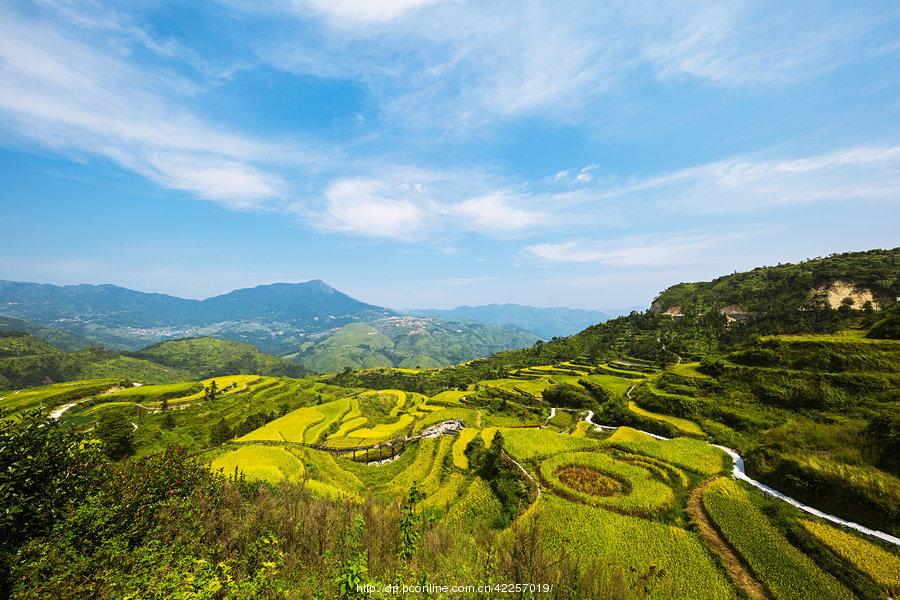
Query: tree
[
  {"left": 541, "top": 383, "right": 592, "bottom": 409},
  {"left": 95, "top": 412, "right": 134, "bottom": 459},
  {"left": 210, "top": 418, "right": 233, "bottom": 446},
  {"left": 0, "top": 409, "right": 106, "bottom": 596},
  {"left": 204, "top": 380, "right": 219, "bottom": 401},
  {"left": 160, "top": 397, "right": 169, "bottom": 412},
  {"left": 162, "top": 411, "right": 176, "bottom": 430},
  {"left": 398, "top": 484, "right": 424, "bottom": 560}
]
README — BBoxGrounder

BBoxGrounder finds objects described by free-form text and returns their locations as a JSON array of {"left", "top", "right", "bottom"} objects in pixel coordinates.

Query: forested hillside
[
  {"left": 332, "top": 249, "right": 899, "bottom": 393},
  {"left": 651, "top": 248, "right": 897, "bottom": 315},
  {"left": 135, "top": 337, "right": 310, "bottom": 379},
  {"left": 0, "top": 330, "right": 309, "bottom": 389},
  {"left": 0, "top": 316, "right": 94, "bottom": 351}
]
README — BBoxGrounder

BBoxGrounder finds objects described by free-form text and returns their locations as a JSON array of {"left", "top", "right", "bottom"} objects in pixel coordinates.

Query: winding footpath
[
  {"left": 579, "top": 402, "right": 900, "bottom": 547},
  {"left": 50, "top": 401, "right": 82, "bottom": 420}
]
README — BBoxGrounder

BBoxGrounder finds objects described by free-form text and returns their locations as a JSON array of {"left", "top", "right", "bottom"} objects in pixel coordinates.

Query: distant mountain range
[
  {"left": 0, "top": 279, "right": 386, "bottom": 351},
  {"left": 407, "top": 304, "right": 612, "bottom": 339},
  {"left": 1, "top": 279, "right": 605, "bottom": 372}
]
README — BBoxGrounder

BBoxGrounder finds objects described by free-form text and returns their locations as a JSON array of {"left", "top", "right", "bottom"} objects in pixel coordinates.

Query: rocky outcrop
[{"left": 812, "top": 280, "right": 880, "bottom": 310}]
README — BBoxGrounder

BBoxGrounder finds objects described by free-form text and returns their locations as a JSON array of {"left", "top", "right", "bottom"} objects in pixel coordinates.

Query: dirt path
[
  {"left": 504, "top": 450, "right": 540, "bottom": 500},
  {"left": 688, "top": 477, "right": 770, "bottom": 600},
  {"left": 50, "top": 402, "right": 80, "bottom": 420}
]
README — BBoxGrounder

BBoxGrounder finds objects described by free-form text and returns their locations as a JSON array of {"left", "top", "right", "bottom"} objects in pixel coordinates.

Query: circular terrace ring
[{"left": 539, "top": 451, "right": 676, "bottom": 517}]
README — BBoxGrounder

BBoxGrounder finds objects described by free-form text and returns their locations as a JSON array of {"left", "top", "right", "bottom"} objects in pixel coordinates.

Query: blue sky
[{"left": 1, "top": 0, "right": 899, "bottom": 310}]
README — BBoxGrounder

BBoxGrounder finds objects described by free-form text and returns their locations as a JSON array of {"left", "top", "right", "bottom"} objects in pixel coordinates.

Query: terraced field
[
  {"left": 0, "top": 378, "right": 120, "bottom": 416},
  {"left": 702, "top": 478, "right": 855, "bottom": 600},
  {"left": 8, "top": 356, "right": 897, "bottom": 599},
  {"left": 628, "top": 400, "right": 706, "bottom": 436},
  {"left": 205, "top": 364, "right": 888, "bottom": 599}
]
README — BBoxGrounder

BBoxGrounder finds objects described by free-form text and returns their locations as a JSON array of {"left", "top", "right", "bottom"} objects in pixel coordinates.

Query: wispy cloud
[
  {"left": 299, "top": 0, "right": 439, "bottom": 25},
  {"left": 525, "top": 231, "right": 751, "bottom": 268},
  {"left": 645, "top": 2, "right": 891, "bottom": 85},
  {"left": 306, "top": 173, "right": 556, "bottom": 240},
  {"left": 599, "top": 144, "right": 900, "bottom": 213},
  {"left": 257, "top": 1, "right": 898, "bottom": 133},
  {"left": 0, "top": 3, "right": 297, "bottom": 209}
]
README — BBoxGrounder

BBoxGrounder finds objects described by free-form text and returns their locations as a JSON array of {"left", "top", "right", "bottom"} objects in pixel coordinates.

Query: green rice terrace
[{"left": 3, "top": 325, "right": 898, "bottom": 598}]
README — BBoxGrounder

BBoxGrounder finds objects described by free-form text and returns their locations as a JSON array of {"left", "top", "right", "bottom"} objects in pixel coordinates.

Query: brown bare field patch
[{"left": 555, "top": 466, "right": 621, "bottom": 497}]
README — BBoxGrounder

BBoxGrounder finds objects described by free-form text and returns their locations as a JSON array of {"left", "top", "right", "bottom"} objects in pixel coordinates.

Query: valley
[{"left": 2, "top": 249, "right": 898, "bottom": 599}]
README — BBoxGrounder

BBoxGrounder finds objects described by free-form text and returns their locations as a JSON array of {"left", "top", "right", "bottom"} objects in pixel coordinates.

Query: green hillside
[
  {"left": 0, "top": 333, "right": 311, "bottom": 390},
  {"left": 338, "top": 249, "right": 899, "bottom": 394},
  {"left": 0, "top": 316, "right": 95, "bottom": 351},
  {"left": 651, "top": 248, "right": 898, "bottom": 316},
  {"left": 134, "top": 337, "right": 311, "bottom": 379},
  {"left": 0, "top": 333, "right": 192, "bottom": 389},
  {"left": 290, "top": 317, "right": 539, "bottom": 373}
]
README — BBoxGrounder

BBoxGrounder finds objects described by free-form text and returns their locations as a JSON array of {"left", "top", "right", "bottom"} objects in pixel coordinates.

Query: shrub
[{"left": 541, "top": 383, "right": 592, "bottom": 408}]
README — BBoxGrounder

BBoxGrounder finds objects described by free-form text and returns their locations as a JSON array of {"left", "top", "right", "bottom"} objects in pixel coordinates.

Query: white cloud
[
  {"left": 454, "top": 192, "right": 545, "bottom": 235},
  {"left": 0, "top": 4, "right": 294, "bottom": 208},
  {"left": 645, "top": 3, "right": 883, "bottom": 85},
  {"left": 602, "top": 144, "right": 900, "bottom": 213},
  {"left": 301, "top": 0, "right": 439, "bottom": 24},
  {"left": 317, "top": 178, "right": 425, "bottom": 239},
  {"left": 525, "top": 232, "right": 749, "bottom": 268},
  {"left": 258, "top": 1, "right": 896, "bottom": 134}
]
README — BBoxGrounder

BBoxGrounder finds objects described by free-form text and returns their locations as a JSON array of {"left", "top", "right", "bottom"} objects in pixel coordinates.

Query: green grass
[
  {"left": 605, "top": 431, "right": 727, "bottom": 476},
  {"left": 445, "top": 477, "right": 503, "bottom": 529},
  {"left": 628, "top": 401, "right": 705, "bottom": 436},
  {"left": 303, "top": 397, "right": 352, "bottom": 444},
  {"left": 299, "top": 448, "right": 364, "bottom": 494},
  {"left": 452, "top": 428, "right": 478, "bottom": 469},
  {"left": 389, "top": 438, "right": 439, "bottom": 496},
  {"left": 429, "top": 390, "right": 470, "bottom": 405},
  {"left": 345, "top": 413, "right": 413, "bottom": 440},
  {"left": 533, "top": 494, "right": 736, "bottom": 599},
  {"left": 0, "top": 378, "right": 119, "bottom": 414},
  {"left": 502, "top": 428, "right": 601, "bottom": 462},
  {"left": 571, "top": 420, "right": 591, "bottom": 437},
  {"left": 584, "top": 373, "right": 638, "bottom": 397},
  {"left": 547, "top": 410, "right": 574, "bottom": 428},
  {"left": 239, "top": 405, "right": 325, "bottom": 442},
  {"left": 211, "top": 445, "right": 305, "bottom": 484},
  {"left": 422, "top": 472, "right": 467, "bottom": 510},
  {"left": 539, "top": 451, "right": 675, "bottom": 516},
  {"left": 606, "top": 427, "right": 655, "bottom": 444},
  {"left": 98, "top": 381, "right": 202, "bottom": 403},
  {"left": 412, "top": 407, "right": 480, "bottom": 433},
  {"left": 385, "top": 389, "right": 407, "bottom": 416},
  {"left": 479, "top": 376, "right": 557, "bottom": 398},
  {"left": 800, "top": 519, "right": 900, "bottom": 595},
  {"left": 703, "top": 478, "right": 854, "bottom": 600},
  {"left": 328, "top": 416, "right": 368, "bottom": 440},
  {"left": 420, "top": 436, "right": 453, "bottom": 495},
  {"left": 667, "top": 362, "right": 709, "bottom": 379}
]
